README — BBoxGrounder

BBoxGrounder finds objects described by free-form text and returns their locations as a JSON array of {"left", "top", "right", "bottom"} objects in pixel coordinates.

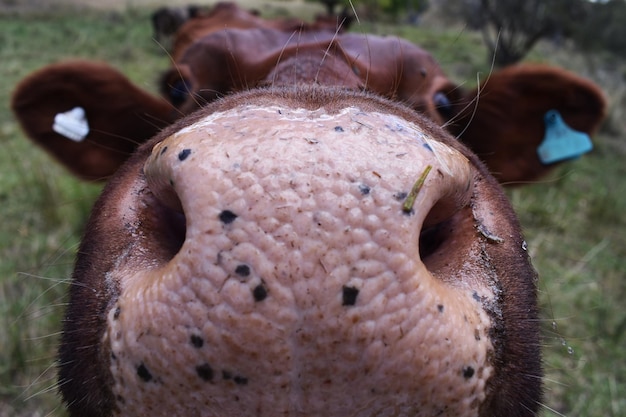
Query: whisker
[
  {"left": 23, "top": 304, "right": 69, "bottom": 324},
  {"left": 345, "top": 0, "right": 371, "bottom": 91},
  {"left": 225, "top": 33, "right": 248, "bottom": 92},
  {"left": 18, "top": 359, "right": 59, "bottom": 402},
  {"left": 15, "top": 241, "right": 82, "bottom": 282},
  {"left": 25, "top": 330, "right": 64, "bottom": 341},
  {"left": 162, "top": 40, "right": 202, "bottom": 113},
  {"left": 140, "top": 108, "right": 179, "bottom": 132},
  {"left": 159, "top": 79, "right": 188, "bottom": 119},
  {"left": 11, "top": 273, "right": 70, "bottom": 325},
  {"left": 271, "top": 29, "right": 299, "bottom": 88},
  {"left": 44, "top": 404, "right": 64, "bottom": 417},
  {"left": 396, "top": 38, "right": 407, "bottom": 96},
  {"left": 442, "top": 30, "right": 500, "bottom": 135},
  {"left": 541, "top": 375, "right": 571, "bottom": 387},
  {"left": 21, "top": 380, "right": 61, "bottom": 403},
  {"left": 80, "top": 130, "right": 143, "bottom": 153},
  {"left": 313, "top": 10, "right": 355, "bottom": 87},
  {"left": 314, "top": 27, "right": 340, "bottom": 85},
  {"left": 537, "top": 400, "right": 568, "bottom": 417},
  {"left": 348, "top": 0, "right": 360, "bottom": 26},
  {"left": 194, "top": 88, "right": 223, "bottom": 105},
  {"left": 152, "top": 36, "right": 169, "bottom": 56}
]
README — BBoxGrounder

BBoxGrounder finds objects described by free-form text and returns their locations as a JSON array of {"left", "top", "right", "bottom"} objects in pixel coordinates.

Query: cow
[
  {"left": 151, "top": 2, "right": 350, "bottom": 55},
  {"left": 9, "top": 12, "right": 606, "bottom": 417},
  {"left": 170, "top": 2, "right": 353, "bottom": 60}
]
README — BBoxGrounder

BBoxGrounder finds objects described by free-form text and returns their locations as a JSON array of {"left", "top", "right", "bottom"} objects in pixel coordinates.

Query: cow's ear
[
  {"left": 447, "top": 64, "right": 607, "bottom": 185},
  {"left": 11, "top": 60, "right": 176, "bottom": 181}
]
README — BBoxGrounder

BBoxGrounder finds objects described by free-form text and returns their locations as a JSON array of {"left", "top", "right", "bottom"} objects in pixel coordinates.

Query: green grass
[
  {"left": 0, "top": 4, "right": 624, "bottom": 417},
  {"left": 508, "top": 140, "right": 626, "bottom": 416},
  {"left": 0, "top": 7, "right": 160, "bottom": 416}
]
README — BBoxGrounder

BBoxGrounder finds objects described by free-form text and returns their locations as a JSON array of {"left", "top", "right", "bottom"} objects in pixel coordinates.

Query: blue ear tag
[{"left": 537, "top": 110, "right": 593, "bottom": 165}]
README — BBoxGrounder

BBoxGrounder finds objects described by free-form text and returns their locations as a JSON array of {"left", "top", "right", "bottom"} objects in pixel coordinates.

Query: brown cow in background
[
  {"left": 162, "top": 2, "right": 352, "bottom": 58},
  {"left": 12, "top": 2, "right": 606, "bottom": 184}
]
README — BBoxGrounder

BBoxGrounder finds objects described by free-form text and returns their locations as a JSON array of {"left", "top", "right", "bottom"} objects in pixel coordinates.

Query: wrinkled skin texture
[{"left": 59, "top": 87, "right": 541, "bottom": 417}]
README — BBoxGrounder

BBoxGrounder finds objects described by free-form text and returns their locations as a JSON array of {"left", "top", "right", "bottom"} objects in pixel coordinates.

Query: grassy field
[{"left": 0, "top": 2, "right": 624, "bottom": 416}]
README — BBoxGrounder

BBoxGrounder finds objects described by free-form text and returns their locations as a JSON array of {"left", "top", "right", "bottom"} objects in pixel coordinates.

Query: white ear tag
[{"left": 53, "top": 107, "right": 90, "bottom": 142}]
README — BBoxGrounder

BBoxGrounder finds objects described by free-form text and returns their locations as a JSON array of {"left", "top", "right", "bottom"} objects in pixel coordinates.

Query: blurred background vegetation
[
  {"left": 309, "top": 0, "right": 626, "bottom": 67},
  {"left": 0, "top": 0, "right": 624, "bottom": 416}
]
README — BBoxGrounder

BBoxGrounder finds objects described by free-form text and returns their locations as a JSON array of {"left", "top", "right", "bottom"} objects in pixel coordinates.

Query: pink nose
[{"left": 59, "top": 88, "right": 541, "bottom": 417}]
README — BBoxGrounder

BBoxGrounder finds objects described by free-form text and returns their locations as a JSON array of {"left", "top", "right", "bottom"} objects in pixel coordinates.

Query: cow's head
[{"left": 10, "top": 7, "right": 607, "bottom": 417}]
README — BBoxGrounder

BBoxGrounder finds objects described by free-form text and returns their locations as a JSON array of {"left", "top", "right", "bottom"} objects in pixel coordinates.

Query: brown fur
[
  {"left": 171, "top": 2, "right": 351, "bottom": 61},
  {"left": 11, "top": 20, "right": 606, "bottom": 183},
  {"left": 165, "top": 30, "right": 447, "bottom": 116}
]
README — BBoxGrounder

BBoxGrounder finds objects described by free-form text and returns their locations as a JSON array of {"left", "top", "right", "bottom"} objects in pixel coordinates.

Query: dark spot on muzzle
[
  {"left": 393, "top": 191, "right": 408, "bottom": 201},
  {"left": 219, "top": 210, "right": 238, "bottom": 224},
  {"left": 235, "top": 264, "right": 251, "bottom": 277},
  {"left": 196, "top": 363, "right": 215, "bottom": 381},
  {"left": 253, "top": 281, "right": 268, "bottom": 302},
  {"left": 190, "top": 334, "right": 204, "bottom": 348},
  {"left": 137, "top": 363, "right": 153, "bottom": 382},
  {"left": 178, "top": 148, "right": 192, "bottom": 161},
  {"left": 342, "top": 286, "right": 359, "bottom": 306},
  {"left": 462, "top": 366, "right": 475, "bottom": 379},
  {"left": 233, "top": 375, "right": 249, "bottom": 385}
]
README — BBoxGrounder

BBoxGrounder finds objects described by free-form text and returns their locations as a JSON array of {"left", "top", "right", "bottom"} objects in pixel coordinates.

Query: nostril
[
  {"left": 418, "top": 209, "right": 471, "bottom": 276},
  {"left": 418, "top": 177, "right": 474, "bottom": 275},
  {"left": 151, "top": 198, "right": 186, "bottom": 262},
  {"left": 142, "top": 169, "right": 187, "bottom": 264},
  {"left": 419, "top": 204, "right": 476, "bottom": 278},
  {"left": 143, "top": 145, "right": 184, "bottom": 213},
  {"left": 140, "top": 141, "right": 197, "bottom": 265},
  {"left": 419, "top": 218, "right": 453, "bottom": 263}
]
